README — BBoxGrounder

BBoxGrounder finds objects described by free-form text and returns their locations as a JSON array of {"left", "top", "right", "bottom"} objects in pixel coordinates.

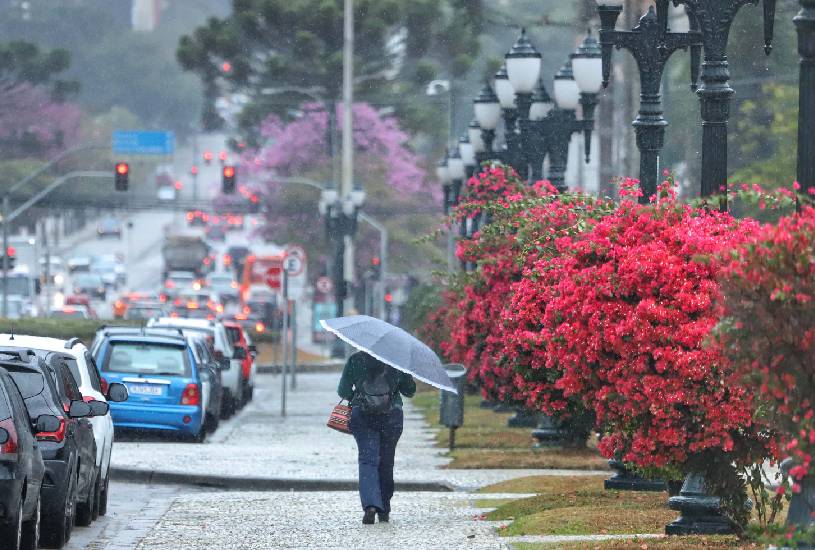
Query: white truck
[{"left": 0, "top": 236, "right": 43, "bottom": 317}]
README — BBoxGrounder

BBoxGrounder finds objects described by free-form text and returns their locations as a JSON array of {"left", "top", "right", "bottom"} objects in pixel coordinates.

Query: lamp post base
[
  {"left": 666, "top": 473, "right": 736, "bottom": 536},
  {"left": 604, "top": 460, "right": 666, "bottom": 492},
  {"left": 507, "top": 409, "right": 539, "bottom": 428}
]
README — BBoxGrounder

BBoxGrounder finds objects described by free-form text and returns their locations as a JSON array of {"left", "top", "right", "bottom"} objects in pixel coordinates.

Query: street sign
[
  {"left": 315, "top": 276, "right": 333, "bottom": 295},
  {"left": 284, "top": 255, "right": 304, "bottom": 276},
  {"left": 112, "top": 130, "right": 175, "bottom": 155},
  {"left": 285, "top": 244, "right": 306, "bottom": 260},
  {"left": 266, "top": 265, "right": 283, "bottom": 290}
]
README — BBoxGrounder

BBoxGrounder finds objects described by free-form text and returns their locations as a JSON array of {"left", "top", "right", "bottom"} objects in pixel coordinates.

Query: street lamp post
[
  {"left": 597, "top": 1, "right": 701, "bottom": 202},
  {"left": 521, "top": 79, "right": 555, "bottom": 181},
  {"left": 670, "top": 0, "right": 776, "bottom": 206},
  {"left": 796, "top": 0, "right": 815, "bottom": 195},
  {"left": 473, "top": 83, "right": 501, "bottom": 167},
  {"left": 543, "top": 54, "right": 601, "bottom": 192}
]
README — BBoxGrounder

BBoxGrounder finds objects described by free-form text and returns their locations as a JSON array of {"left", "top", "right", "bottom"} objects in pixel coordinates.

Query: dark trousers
[{"left": 349, "top": 406, "right": 404, "bottom": 512}]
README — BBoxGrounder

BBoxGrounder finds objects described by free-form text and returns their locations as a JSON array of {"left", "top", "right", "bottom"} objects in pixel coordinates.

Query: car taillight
[
  {"left": 165, "top": 279, "right": 175, "bottom": 289},
  {"left": 223, "top": 254, "right": 232, "bottom": 266},
  {"left": 0, "top": 418, "right": 18, "bottom": 458},
  {"left": 100, "top": 377, "right": 109, "bottom": 395},
  {"left": 174, "top": 298, "right": 182, "bottom": 306},
  {"left": 37, "top": 417, "right": 66, "bottom": 443},
  {"left": 181, "top": 383, "right": 200, "bottom": 406},
  {"left": 255, "top": 322, "right": 265, "bottom": 333}
]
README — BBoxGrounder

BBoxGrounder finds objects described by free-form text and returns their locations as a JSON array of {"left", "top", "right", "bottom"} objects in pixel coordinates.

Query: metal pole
[
  {"left": 2, "top": 197, "right": 8, "bottom": 318},
  {"left": 358, "top": 213, "right": 387, "bottom": 320},
  {"left": 42, "top": 218, "right": 50, "bottom": 313},
  {"left": 281, "top": 268, "right": 289, "bottom": 417},
  {"left": 341, "top": 0, "right": 355, "bottom": 317},
  {"left": 797, "top": 0, "right": 815, "bottom": 196},
  {"left": 290, "top": 302, "right": 297, "bottom": 390}
]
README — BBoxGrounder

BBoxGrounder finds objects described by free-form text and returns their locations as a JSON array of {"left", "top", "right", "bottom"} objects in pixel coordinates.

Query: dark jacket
[{"left": 337, "top": 352, "right": 416, "bottom": 408}]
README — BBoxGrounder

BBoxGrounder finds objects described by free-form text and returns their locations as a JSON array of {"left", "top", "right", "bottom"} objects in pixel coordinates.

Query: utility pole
[{"left": 341, "top": 0, "right": 355, "bottom": 316}]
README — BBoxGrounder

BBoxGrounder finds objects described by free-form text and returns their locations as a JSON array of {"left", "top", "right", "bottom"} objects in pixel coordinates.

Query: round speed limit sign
[{"left": 285, "top": 255, "right": 304, "bottom": 276}]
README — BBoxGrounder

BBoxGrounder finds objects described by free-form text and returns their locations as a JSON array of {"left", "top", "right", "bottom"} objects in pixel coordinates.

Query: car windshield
[
  {"left": 126, "top": 307, "right": 163, "bottom": 320},
  {"left": 51, "top": 309, "right": 87, "bottom": 319},
  {"left": 75, "top": 274, "right": 103, "bottom": 286},
  {"left": 0, "top": 276, "right": 30, "bottom": 296},
  {"left": 103, "top": 343, "right": 189, "bottom": 377},
  {"left": 209, "top": 275, "right": 233, "bottom": 286}
]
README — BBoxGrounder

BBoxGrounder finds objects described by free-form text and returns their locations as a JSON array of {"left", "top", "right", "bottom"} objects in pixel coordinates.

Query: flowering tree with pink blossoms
[{"left": 243, "top": 102, "right": 442, "bottom": 274}]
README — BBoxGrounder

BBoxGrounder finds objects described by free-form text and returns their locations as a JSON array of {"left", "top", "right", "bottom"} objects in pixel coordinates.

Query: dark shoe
[
  {"left": 362, "top": 507, "right": 376, "bottom": 525},
  {"left": 378, "top": 511, "right": 389, "bottom": 523}
]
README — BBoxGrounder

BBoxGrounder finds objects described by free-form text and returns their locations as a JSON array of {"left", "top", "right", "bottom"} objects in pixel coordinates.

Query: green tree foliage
[
  {"left": 0, "top": 40, "right": 78, "bottom": 102},
  {"left": 177, "top": 0, "right": 483, "bottom": 138}
]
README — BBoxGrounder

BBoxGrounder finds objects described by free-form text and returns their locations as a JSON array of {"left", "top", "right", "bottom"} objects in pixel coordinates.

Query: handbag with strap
[{"left": 327, "top": 400, "right": 352, "bottom": 434}]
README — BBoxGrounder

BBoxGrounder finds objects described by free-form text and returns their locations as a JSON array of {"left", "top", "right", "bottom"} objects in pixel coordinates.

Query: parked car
[
  {"left": 223, "top": 321, "right": 256, "bottom": 405},
  {"left": 0, "top": 362, "right": 53, "bottom": 550},
  {"left": 71, "top": 273, "right": 106, "bottom": 300},
  {"left": 0, "top": 349, "right": 95, "bottom": 548},
  {"left": 96, "top": 218, "right": 122, "bottom": 239},
  {"left": 0, "top": 335, "right": 128, "bottom": 521},
  {"left": 147, "top": 318, "right": 244, "bottom": 418},
  {"left": 93, "top": 333, "right": 207, "bottom": 442}
]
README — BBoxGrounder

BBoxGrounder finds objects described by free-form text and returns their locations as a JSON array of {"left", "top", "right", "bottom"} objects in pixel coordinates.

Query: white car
[
  {"left": 147, "top": 318, "right": 244, "bottom": 417},
  {"left": 0, "top": 334, "right": 128, "bottom": 517}
]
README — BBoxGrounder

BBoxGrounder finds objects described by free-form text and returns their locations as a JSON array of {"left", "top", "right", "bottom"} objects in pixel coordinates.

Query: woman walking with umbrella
[
  {"left": 338, "top": 350, "right": 415, "bottom": 524},
  {"left": 323, "top": 315, "right": 458, "bottom": 525}
]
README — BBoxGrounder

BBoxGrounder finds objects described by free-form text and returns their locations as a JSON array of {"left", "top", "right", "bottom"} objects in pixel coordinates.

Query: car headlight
[{"left": 54, "top": 274, "right": 64, "bottom": 285}]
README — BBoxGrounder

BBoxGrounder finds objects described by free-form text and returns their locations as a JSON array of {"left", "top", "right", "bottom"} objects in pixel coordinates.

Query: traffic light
[
  {"left": 222, "top": 165, "right": 236, "bottom": 194},
  {"left": 248, "top": 194, "right": 260, "bottom": 214},
  {"left": 114, "top": 162, "right": 129, "bottom": 191},
  {"left": 203, "top": 151, "right": 213, "bottom": 165},
  {"left": 370, "top": 256, "right": 381, "bottom": 280},
  {"left": 1, "top": 246, "right": 16, "bottom": 270}
]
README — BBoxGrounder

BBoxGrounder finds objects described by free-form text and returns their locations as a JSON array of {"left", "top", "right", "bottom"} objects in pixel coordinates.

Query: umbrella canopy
[{"left": 321, "top": 315, "right": 457, "bottom": 393}]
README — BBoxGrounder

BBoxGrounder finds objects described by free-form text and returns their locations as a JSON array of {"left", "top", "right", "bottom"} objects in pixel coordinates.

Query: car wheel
[
  {"left": 98, "top": 476, "right": 109, "bottom": 517},
  {"left": 41, "top": 466, "right": 76, "bottom": 549},
  {"left": 91, "top": 473, "right": 101, "bottom": 520},
  {"left": 75, "top": 471, "right": 96, "bottom": 526},
  {"left": 20, "top": 494, "right": 40, "bottom": 550},
  {"left": 219, "top": 391, "right": 234, "bottom": 419},
  {"left": 205, "top": 412, "right": 219, "bottom": 434},
  {"left": 0, "top": 494, "right": 23, "bottom": 550}
]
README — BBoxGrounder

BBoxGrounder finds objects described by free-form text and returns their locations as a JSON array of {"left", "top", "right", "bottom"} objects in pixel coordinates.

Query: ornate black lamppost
[
  {"left": 670, "top": 0, "right": 776, "bottom": 206},
  {"left": 521, "top": 80, "right": 555, "bottom": 182},
  {"left": 797, "top": 0, "right": 815, "bottom": 195},
  {"left": 597, "top": 0, "right": 701, "bottom": 203},
  {"left": 473, "top": 83, "right": 501, "bottom": 166},
  {"left": 494, "top": 65, "right": 526, "bottom": 174},
  {"left": 544, "top": 55, "right": 601, "bottom": 192}
]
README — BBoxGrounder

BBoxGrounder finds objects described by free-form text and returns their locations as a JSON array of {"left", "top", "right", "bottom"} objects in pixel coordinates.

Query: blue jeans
[{"left": 349, "top": 406, "right": 404, "bottom": 512}]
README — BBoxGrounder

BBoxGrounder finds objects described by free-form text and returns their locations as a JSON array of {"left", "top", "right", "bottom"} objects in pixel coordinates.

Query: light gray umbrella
[{"left": 321, "top": 315, "right": 457, "bottom": 393}]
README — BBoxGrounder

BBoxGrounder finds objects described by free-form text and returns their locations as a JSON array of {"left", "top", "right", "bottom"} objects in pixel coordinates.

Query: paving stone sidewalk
[{"left": 111, "top": 373, "right": 604, "bottom": 490}]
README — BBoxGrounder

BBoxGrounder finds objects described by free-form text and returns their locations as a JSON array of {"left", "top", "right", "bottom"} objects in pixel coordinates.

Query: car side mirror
[
  {"left": 0, "top": 427, "right": 8, "bottom": 445},
  {"left": 87, "top": 400, "right": 110, "bottom": 417},
  {"left": 233, "top": 347, "right": 246, "bottom": 360},
  {"left": 68, "top": 400, "right": 92, "bottom": 418},
  {"left": 35, "top": 414, "right": 61, "bottom": 433},
  {"left": 106, "top": 383, "right": 128, "bottom": 403}
]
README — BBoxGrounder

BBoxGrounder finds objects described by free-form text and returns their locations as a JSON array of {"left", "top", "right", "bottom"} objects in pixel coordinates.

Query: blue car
[{"left": 94, "top": 334, "right": 206, "bottom": 442}]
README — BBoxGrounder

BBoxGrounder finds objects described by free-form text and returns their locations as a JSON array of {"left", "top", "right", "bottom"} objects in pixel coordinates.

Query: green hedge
[{"left": 0, "top": 318, "right": 139, "bottom": 343}]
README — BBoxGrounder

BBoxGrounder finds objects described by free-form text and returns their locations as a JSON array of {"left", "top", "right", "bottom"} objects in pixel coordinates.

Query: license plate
[{"left": 128, "top": 384, "right": 163, "bottom": 396}]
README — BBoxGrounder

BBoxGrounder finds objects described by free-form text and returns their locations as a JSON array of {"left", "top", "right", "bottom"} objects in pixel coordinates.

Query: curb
[
  {"left": 109, "top": 467, "right": 454, "bottom": 493},
  {"left": 257, "top": 362, "right": 344, "bottom": 374}
]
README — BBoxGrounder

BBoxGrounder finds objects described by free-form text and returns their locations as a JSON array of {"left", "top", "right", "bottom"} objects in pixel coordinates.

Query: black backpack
[{"left": 358, "top": 367, "right": 394, "bottom": 415}]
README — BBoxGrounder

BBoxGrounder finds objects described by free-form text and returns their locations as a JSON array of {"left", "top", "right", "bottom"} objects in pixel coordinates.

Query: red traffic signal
[
  {"left": 219, "top": 151, "right": 228, "bottom": 162},
  {"left": 222, "top": 165, "right": 236, "bottom": 194},
  {"left": 203, "top": 151, "right": 213, "bottom": 164},
  {"left": 114, "top": 162, "right": 129, "bottom": 191},
  {"left": 371, "top": 257, "right": 381, "bottom": 266}
]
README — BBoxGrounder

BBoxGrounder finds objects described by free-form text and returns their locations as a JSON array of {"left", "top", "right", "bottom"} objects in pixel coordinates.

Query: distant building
[{"left": 131, "top": 0, "right": 161, "bottom": 31}]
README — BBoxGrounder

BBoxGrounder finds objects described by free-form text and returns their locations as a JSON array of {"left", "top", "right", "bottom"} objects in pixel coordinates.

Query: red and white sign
[
  {"left": 315, "top": 276, "right": 333, "bottom": 295},
  {"left": 265, "top": 265, "right": 283, "bottom": 290}
]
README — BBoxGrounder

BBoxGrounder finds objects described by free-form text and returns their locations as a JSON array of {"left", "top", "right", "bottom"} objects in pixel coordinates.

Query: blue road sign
[{"left": 112, "top": 130, "right": 175, "bottom": 155}]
